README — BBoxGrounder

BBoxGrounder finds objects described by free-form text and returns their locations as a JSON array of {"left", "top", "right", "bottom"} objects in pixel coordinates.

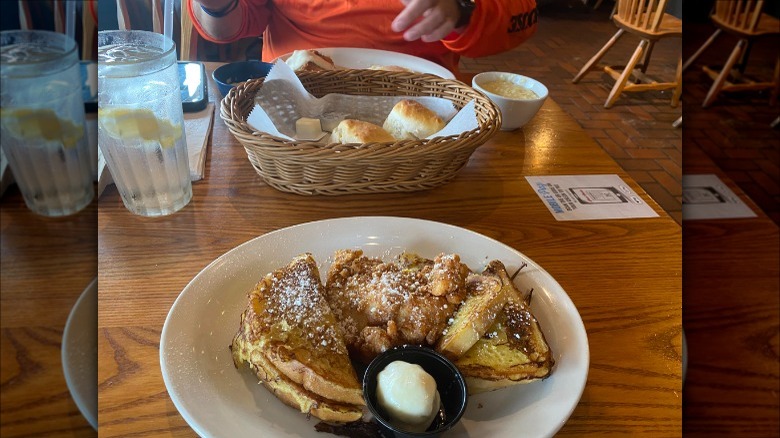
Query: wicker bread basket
[{"left": 220, "top": 69, "right": 501, "bottom": 195}]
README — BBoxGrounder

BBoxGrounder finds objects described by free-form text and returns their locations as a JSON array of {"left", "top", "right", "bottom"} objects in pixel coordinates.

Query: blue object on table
[{"left": 212, "top": 60, "right": 274, "bottom": 98}]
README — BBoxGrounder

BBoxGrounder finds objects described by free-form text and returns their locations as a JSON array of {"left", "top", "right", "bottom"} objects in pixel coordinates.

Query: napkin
[
  {"left": 246, "top": 60, "right": 478, "bottom": 141},
  {"left": 97, "top": 103, "right": 215, "bottom": 197},
  {"left": 184, "top": 103, "right": 216, "bottom": 181}
]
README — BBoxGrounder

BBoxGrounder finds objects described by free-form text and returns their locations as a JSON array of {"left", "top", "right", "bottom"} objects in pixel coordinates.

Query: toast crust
[
  {"left": 232, "top": 254, "right": 363, "bottom": 411},
  {"left": 233, "top": 343, "right": 363, "bottom": 422},
  {"left": 454, "top": 263, "right": 554, "bottom": 394},
  {"left": 455, "top": 303, "right": 554, "bottom": 380}
]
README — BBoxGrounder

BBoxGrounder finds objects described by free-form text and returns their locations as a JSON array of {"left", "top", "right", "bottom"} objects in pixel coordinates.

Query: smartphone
[{"left": 178, "top": 61, "right": 208, "bottom": 112}]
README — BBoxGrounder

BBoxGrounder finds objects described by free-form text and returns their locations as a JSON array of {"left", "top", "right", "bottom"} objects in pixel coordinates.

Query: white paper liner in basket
[{"left": 246, "top": 60, "right": 478, "bottom": 141}]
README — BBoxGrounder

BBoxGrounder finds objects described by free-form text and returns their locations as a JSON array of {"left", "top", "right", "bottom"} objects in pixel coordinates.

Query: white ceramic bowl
[{"left": 472, "top": 72, "right": 548, "bottom": 131}]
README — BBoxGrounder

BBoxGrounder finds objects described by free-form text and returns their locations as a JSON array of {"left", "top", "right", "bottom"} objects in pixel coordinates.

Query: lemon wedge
[
  {"left": 99, "top": 107, "right": 182, "bottom": 149},
  {"left": 0, "top": 107, "right": 84, "bottom": 148}
]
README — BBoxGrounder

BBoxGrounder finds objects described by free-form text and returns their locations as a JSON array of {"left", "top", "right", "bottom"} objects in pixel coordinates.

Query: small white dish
[
  {"left": 472, "top": 72, "right": 548, "bottom": 131},
  {"left": 160, "top": 216, "right": 589, "bottom": 438},
  {"left": 62, "top": 277, "right": 98, "bottom": 430}
]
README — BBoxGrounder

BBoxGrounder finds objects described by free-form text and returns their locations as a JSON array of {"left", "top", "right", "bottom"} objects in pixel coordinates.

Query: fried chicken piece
[
  {"left": 396, "top": 294, "right": 453, "bottom": 345},
  {"left": 324, "top": 249, "right": 471, "bottom": 362},
  {"left": 429, "top": 254, "right": 470, "bottom": 304}
]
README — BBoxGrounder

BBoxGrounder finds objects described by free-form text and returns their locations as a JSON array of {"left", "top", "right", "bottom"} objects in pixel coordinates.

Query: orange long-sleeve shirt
[{"left": 187, "top": 0, "right": 538, "bottom": 73}]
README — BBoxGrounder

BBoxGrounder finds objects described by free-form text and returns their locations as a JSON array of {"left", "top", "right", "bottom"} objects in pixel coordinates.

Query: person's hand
[{"left": 391, "top": 0, "right": 461, "bottom": 43}]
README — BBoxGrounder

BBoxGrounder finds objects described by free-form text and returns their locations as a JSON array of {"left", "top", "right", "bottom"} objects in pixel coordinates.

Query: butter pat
[
  {"left": 376, "top": 361, "right": 441, "bottom": 433},
  {"left": 295, "top": 117, "right": 323, "bottom": 140}
]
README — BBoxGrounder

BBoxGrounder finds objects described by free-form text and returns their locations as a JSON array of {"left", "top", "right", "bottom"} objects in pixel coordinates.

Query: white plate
[
  {"left": 160, "top": 217, "right": 589, "bottom": 438},
  {"left": 62, "top": 277, "right": 98, "bottom": 430},
  {"left": 277, "top": 47, "right": 456, "bottom": 79}
]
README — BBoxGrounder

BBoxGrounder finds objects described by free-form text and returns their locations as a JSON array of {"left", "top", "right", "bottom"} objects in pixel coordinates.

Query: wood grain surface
[
  {"left": 96, "top": 63, "right": 682, "bottom": 436},
  {"left": 682, "top": 143, "right": 780, "bottom": 437},
  {"left": 1, "top": 195, "right": 97, "bottom": 437}
]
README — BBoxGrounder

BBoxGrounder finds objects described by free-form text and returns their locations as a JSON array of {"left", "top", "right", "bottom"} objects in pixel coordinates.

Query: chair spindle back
[
  {"left": 115, "top": 0, "right": 196, "bottom": 60},
  {"left": 714, "top": 0, "right": 765, "bottom": 32},
  {"left": 616, "top": 0, "right": 670, "bottom": 32},
  {"left": 18, "top": 0, "right": 65, "bottom": 32}
]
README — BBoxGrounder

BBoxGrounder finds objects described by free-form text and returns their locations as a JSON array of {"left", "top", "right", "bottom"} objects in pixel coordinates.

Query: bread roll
[
  {"left": 286, "top": 49, "right": 336, "bottom": 72},
  {"left": 330, "top": 119, "right": 395, "bottom": 144},
  {"left": 383, "top": 100, "right": 445, "bottom": 140}
]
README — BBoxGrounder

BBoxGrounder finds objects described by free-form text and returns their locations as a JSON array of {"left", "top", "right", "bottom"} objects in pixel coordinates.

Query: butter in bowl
[
  {"left": 363, "top": 345, "right": 468, "bottom": 438},
  {"left": 472, "top": 71, "right": 548, "bottom": 131}
]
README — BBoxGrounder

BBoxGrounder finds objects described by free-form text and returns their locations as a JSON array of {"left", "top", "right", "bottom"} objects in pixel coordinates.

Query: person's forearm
[{"left": 191, "top": 0, "right": 244, "bottom": 41}]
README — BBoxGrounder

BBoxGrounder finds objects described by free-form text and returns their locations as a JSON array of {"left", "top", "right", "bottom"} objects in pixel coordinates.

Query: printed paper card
[
  {"left": 682, "top": 174, "right": 756, "bottom": 220},
  {"left": 526, "top": 174, "right": 659, "bottom": 221}
]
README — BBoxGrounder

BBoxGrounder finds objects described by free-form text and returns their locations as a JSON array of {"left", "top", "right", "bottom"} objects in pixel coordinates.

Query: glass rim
[
  {"left": 97, "top": 29, "right": 176, "bottom": 66},
  {"left": 0, "top": 29, "right": 78, "bottom": 66}
]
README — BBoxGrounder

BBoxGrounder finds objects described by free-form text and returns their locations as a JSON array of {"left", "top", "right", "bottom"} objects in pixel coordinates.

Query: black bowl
[
  {"left": 211, "top": 60, "right": 273, "bottom": 98},
  {"left": 363, "top": 345, "right": 468, "bottom": 438}
]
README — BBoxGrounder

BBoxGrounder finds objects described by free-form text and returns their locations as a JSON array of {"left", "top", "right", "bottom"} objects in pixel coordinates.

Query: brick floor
[
  {"left": 683, "top": 21, "right": 780, "bottom": 225},
  {"left": 460, "top": 4, "right": 684, "bottom": 224}
]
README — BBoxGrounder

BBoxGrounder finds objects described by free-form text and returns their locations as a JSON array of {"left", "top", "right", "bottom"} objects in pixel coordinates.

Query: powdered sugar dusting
[
  {"left": 323, "top": 249, "right": 470, "bottom": 360},
  {"left": 253, "top": 254, "right": 346, "bottom": 355}
]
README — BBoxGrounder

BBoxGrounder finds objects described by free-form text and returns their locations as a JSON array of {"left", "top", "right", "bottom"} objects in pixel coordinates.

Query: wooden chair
[
  {"left": 180, "top": 4, "right": 197, "bottom": 62},
  {"left": 592, "top": 0, "right": 617, "bottom": 16},
  {"left": 83, "top": 0, "right": 97, "bottom": 60},
  {"left": 682, "top": 0, "right": 780, "bottom": 108},
  {"left": 573, "top": 0, "right": 682, "bottom": 108},
  {"left": 18, "top": 0, "right": 95, "bottom": 60},
  {"left": 116, "top": 0, "right": 197, "bottom": 60},
  {"left": 18, "top": 0, "right": 64, "bottom": 32}
]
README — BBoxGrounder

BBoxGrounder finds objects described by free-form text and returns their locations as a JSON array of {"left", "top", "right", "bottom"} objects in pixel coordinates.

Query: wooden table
[
  {"left": 0, "top": 193, "right": 97, "bottom": 436},
  {"left": 96, "top": 63, "right": 682, "bottom": 436},
  {"left": 682, "top": 144, "right": 780, "bottom": 436}
]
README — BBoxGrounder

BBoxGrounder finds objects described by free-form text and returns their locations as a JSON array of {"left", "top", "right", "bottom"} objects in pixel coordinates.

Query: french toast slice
[
  {"left": 231, "top": 253, "right": 364, "bottom": 420},
  {"left": 454, "top": 261, "right": 554, "bottom": 394},
  {"left": 436, "top": 270, "right": 507, "bottom": 359},
  {"left": 233, "top": 317, "right": 362, "bottom": 422},
  {"left": 455, "top": 299, "right": 554, "bottom": 394}
]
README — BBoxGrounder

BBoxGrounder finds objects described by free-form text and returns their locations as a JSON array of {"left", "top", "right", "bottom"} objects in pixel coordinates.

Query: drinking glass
[
  {"left": 1, "top": 30, "right": 94, "bottom": 216},
  {"left": 98, "top": 30, "right": 191, "bottom": 217}
]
